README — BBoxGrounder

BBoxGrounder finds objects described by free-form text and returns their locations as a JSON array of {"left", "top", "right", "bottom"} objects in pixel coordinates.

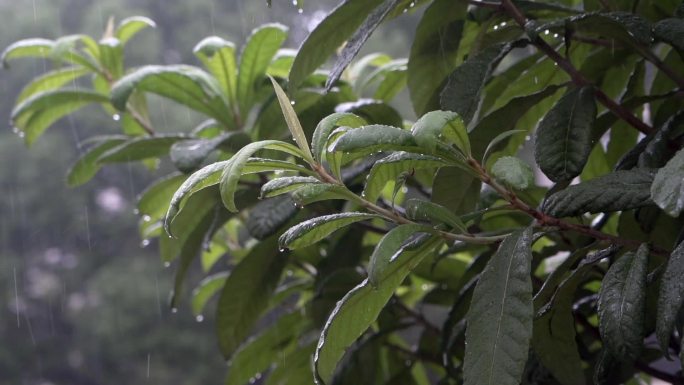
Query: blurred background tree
[{"left": 0, "top": 1, "right": 416, "bottom": 383}]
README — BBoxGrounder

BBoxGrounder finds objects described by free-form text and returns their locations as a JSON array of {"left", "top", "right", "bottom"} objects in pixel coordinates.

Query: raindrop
[
  {"left": 534, "top": 76, "right": 539, "bottom": 84},
  {"left": 171, "top": 307, "right": 178, "bottom": 314},
  {"left": 140, "top": 239, "right": 150, "bottom": 247},
  {"left": 112, "top": 113, "right": 121, "bottom": 121},
  {"left": 290, "top": 100, "right": 296, "bottom": 105},
  {"left": 142, "top": 215, "right": 152, "bottom": 222},
  {"left": 544, "top": 29, "right": 550, "bottom": 35},
  {"left": 298, "top": 8, "right": 303, "bottom": 14},
  {"left": 196, "top": 315, "right": 204, "bottom": 322},
  {"left": 279, "top": 248, "right": 288, "bottom": 253},
  {"left": 403, "top": 8, "right": 408, "bottom": 13},
  {"left": 553, "top": 33, "right": 559, "bottom": 38},
  {"left": 17, "top": 131, "right": 25, "bottom": 138},
  {"left": 292, "top": 0, "right": 297, "bottom": 5},
  {"left": 405, "top": 360, "right": 412, "bottom": 367},
  {"left": 421, "top": 284, "right": 429, "bottom": 290},
  {"left": 249, "top": 378, "right": 256, "bottom": 384},
  {"left": 255, "top": 373, "right": 262, "bottom": 380},
  {"left": 286, "top": 270, "right": 294, "bottom": 277},
  {"left": 493, "top": 25, "right": 499, "bottom": 30},
  {"left": 164, "top": 262, "right": 171, "bottom": 268},
  {"left": 133, "top": 209, "right": 140, "bottom": 215},
  {"left": 409, "top": 1, "right": 415, "bottom": 6}
]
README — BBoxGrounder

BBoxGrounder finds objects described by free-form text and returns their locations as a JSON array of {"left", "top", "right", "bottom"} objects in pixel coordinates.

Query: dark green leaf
[
  {"left": 411, "top": 110, "right": 468, "bottom": 155},
  {"left": 463, "top": 228, "right": 534, "bottom": 385},
  {"left": 314, "top": 236, "right": 441, "bottom": 384},
  {"left": 651, "top": 149, "right": 684, "bottom": 217},
  {"left": 216, "top": 236, "right": 286, "bottom": 358},
  {"left": 543, "top": 169, "right": 655, "bottom": 217},
  {"left": 97, "top": 135, "right": 186, "bottom": 163},
  {"left": 432, "top": 166, "right": 480, "bottom": 215},
  {"left": 655, "top": 18, "right": 684, "bottom": 51},
  {"left": 534, "top": 86, "right": 597, "bottom": 182},
  {"left": 246, "top": 195, "right": 298, "bottom": 240},
  {"left": 405, "top": 198, "right": 467, "bottom": 232},
  {"left": 290, "top": 183, "right": 349, "bottom": 206},
  {"left": 279, "top": 212, "right": 379, "bottom": 250},
  {"left": 226, "top": 311, "right": 308, "bottom": 385},
  {"left": 288, "top": 0, "right": 385, "bottom": 89},
  {"left": 408, "top": 0, "right": 466, "bottom": 115},
  {"left": 66, "top": 136, "right": 127, "bottom": 186},
  {"left": 440, "top": 42, "right": 521, "bottom": 123},
  {"left": 260, "top": 176, "right": 320, "bottom": 199},
  {"left": 325, "top": 0, "right": 401, "bottom": 90},
  {"left": 169, "top": 132, "right": 251, "bottom": 173},
  {"left": 656, "top": 241, "right": 684, "bottom": 355},
  {"left": 598, "top": 244, "right": 649, "bottom": 361},
  {"left": 334, "top": 99, "right": 403, "bottom": 127},
  {"left": 331, "top": 125, "right": 419, "bottom": 155},
  {"left": 191, "top": 271, "right": 228, "bottom": 317}
]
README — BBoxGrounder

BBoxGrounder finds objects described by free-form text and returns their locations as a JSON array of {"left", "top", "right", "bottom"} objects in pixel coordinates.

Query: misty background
[{"left": 0, "top": 1, "right": 418, "bottom": 384}]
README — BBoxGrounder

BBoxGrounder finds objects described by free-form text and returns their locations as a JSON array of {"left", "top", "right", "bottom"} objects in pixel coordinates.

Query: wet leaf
[
  {"left": 66, "top": 136, "right": 127, "bottom": 186},
  {"left": 491, "top": 156, "right": 534, "bottom": 190},
  {"left": 651, "top": 149, "right": 684, "bottom": 217},
  {"left": 279, "top": 213, "right": 379, "bottom": 250},
  {"left": 656, "top": 241, "right": 684, "bottom": 355}
]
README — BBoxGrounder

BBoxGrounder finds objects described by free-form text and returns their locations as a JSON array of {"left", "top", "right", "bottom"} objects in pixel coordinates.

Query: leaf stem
[{"left": 498, "top": 0, "right": 655, "bottom": 135}]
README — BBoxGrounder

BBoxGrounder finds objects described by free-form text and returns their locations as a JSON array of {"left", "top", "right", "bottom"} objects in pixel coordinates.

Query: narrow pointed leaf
[
  {"left": 651, "top": 149, "right": 684, "bottom": 217},
  {"left": 291, "top": 184, "right": 349, "bottom": 206},
  {"left": 17, "top": 66, "right": 90, "bottom": 103},
  {"left": 368, "top": 224, "right": 430, "bottom": 287},
  {"left": 325, "top": 0, "right": 401, "bottom": 90},
  {"left": 405, "top": 199, "right": 467, "bottom": 232},
  {"left": 246, "top": 195, "right": 298, "bottom": 240},
  {"left": 97, "top": 135, "right": 187, "bottom": 163},
  {"left": 237, "top": 24, "right": 288, "bottom": 116},
  {"left": 656, "top": 241, "right": 684, "bottom": 355},
  {"left": 597, "top": 244, "right": 649, "bottom": 361},
  {"left": 115, "top": 16, "right": 155, "bottom": 44},
  {"left": 534, "top": 86, "right": 597, "bottom": 182},
  {"left": 169, "top": 132, "right": 251, "bottom": 173},
  {"left": 217, "top": 236, "right": 286, "bottom": 358},
  {"left": 269, "top": 76, "right": 315, "bottom": 163},
  {"left": 331, "top": 125, "right": 419, "bottom": 155},
  {"left": 1, "top": 38, "right": 54, "bottom": 66},
  {"left": 314, "top": 236, "right": 441, "bottom": 385},
  {"left": 260, "top": 176, "right": 320, "bottom": 199},
  {"left": 408, "top": 0, "right": 466, "bottom": 115},
  {"left": 463, "top": 228, "right": 534, "bottom": 385},
  {"left": 542, "top": 169, "right": 655, "bottom": 217},
  {"left": 279, "top": 213, "right": 379, "bottom": 250},
  {"left": 288, "top": 0, "right": 385, "bottom": 89}
]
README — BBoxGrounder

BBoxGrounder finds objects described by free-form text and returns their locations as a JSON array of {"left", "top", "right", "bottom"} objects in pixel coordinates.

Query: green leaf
[
  {"left": 373, "top": 66, "right": 407, "bottom": 102},
  {"left": 279, "top": 213, "right": 379, "bottom": 250},
  {"left": 288, "top": 0, "right": 385, "bottom": 89},
  {"left": 169, "top": 132, "right": 251, "bottom": 173},
  {"left": 191, "top": 271, "right": 228, "bottom": 317},
  {"left": 543, "top": 169, "right": 655, "bottom": 217},
  {"left": 654, "top": 18, "right": 684, "bottom": 51},
  {"left": 471, "top": 84, "right": 563, "bottom": 159},
  {"left": 66, "top": 136, "right": 127, "bottom": 186},
  {"left": 651, "top": 149, "right": 684, "bottom": 217},
  {"left": 17, "top": 66, "right": 90, "bottom": 103},
  {"left": 532, "top": 262, "right": 587, "bottom": 385},
  {"left": 598, "top": 244, "right": 649, "bottom": 361},
  {"left": 1, "top": 38, "right": 54, "bottom": 67},
  {"left": 432, "top": 166, "right": 480, "bottom": 214},
  {"left": 411, "top": 110, "right": 468, "bottom": 155},
  {"left": 216, "top": 236, "right": 287, "bottom": 358},
  {"left": 226, "top": 311, "right": 308, "bottom": 385},
  {"left": 291, "top": 183, "right": 349, "bottom": 206},
  {"left": 463, "top": 228, "right": 533, "bottom": 385},
  {"left": 314, "top": 236, "right": 441, "bottom": 384},
  {"left": 269, "top": 76, "right": 315, "bottom": 163},
  {"left": 246, "top": 195, "right": 298, "bottom": 240},
  {"left": 219, "top": 140, "right": 305, "bottom": 212},
  {"left": 335, "top": 99, "right": 403, "bottom": 127},
  {"left": 260, "top": 176, "right": 320, "bottom": 199},
  {"left": 325, "top": 0, "right": 401, "bottom": 90},
  {"left": 491, "top": 156, "right": 534, "bottom": 190},
  {"left": 98, "top": 38, "right": 124, "bottom": 78},
  {"left": 237, "top": 24, "right": 288, "bottom": 116},
  {"left": 10, "top": 89, "right": 110, "bottom": 146},
  {"left": 440, "top": 42, "right": 521, "bottom": 124},
  {"left": 267, "top": 48, "right": 297, "bottom": 78},
  {"left": 115, "top": 16, "right": 156, "bottom": 44},
  {"left": 110, "top": 65, "right": 232, "bottom": 127},
  {"left": 137, "top": 174, "right": 186, "bottom": 220},
  {"left": 408, "top": 0, "right": 466, "bottom": 115},
  {"left": 538, "top": 12, "right": 652, "bottom": 48},
  {"left": 535, "top": 86, "right": 597, "bottom": 182},
  {"left": 331, "top": 125, "right": 419, "bottom": 155},
  {"left": 368, "top": 224, "right": 431, "bottom": 287},
  {"left": 193, "top": 36, "right": 238, "bottom": 103},
  {"left": 656, "top": 241, "right": 684, "bottom": 356},
  {"left": 266, "top": 343, "right": 316, "bottom": 385},
  {"left": 97, "top": 135, "right": 186, "bottom": 163},
  {"left": 405, "top": 199, "right": 467, "bottom": 232},
  {"left": 311, "top": 112, "right": 366, "bottom": 162},
  {"left": 364, "top": 152, "right": 446, "bottom": 204}
]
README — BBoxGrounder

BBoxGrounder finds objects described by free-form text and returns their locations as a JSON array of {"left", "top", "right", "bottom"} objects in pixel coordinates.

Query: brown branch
[{"left": 499, "top": 0, "right": 655, "bottom": 135}]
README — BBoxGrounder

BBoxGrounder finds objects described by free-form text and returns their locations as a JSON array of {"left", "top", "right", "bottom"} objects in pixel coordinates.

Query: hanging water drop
[
  {"left": 142, "top": 215, "right": 152, "bottom": 222},
  {"left": 298, "top": 8, "right": 303, "bottom": 14},
  {"left": 290, "top": 100, "right": 296, "bottom": 105},
  {"left": 112, "top": 113, "right": 121, "bottom": 121},
  {"left": 140, "top": 239, "right": 150, "bottom": 247},
  {"left": 196, "top": 315, "right": 204, "bottom": 322},
  {"left": 171, "top": 307, "right": 178, "bottom": 314}
]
